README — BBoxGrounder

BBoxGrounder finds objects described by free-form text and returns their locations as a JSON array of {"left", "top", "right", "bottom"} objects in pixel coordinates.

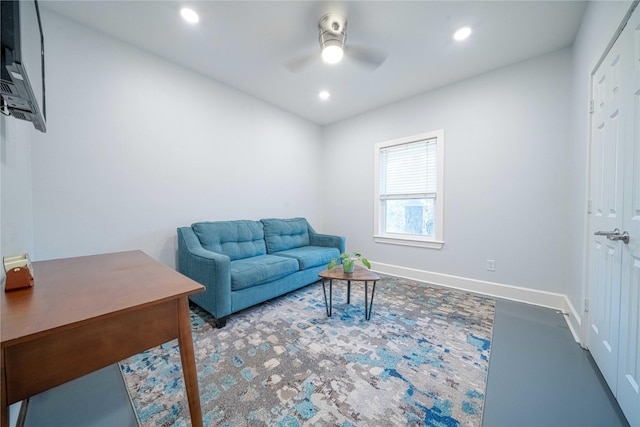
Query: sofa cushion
[
  {"left": 192, "top": 220, "right": 266, "bottom": 261},
  {"left": 272, "top": 246, "right": 340, "bottom": 270},
  {"left": 230, "top": 255, "right": 299, "bottom": 291},
  {"left": 261, "top": 218, "right": 310, "bottom": 253}
]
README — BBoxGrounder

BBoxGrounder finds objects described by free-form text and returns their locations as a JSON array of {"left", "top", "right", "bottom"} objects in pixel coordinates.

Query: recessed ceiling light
[
  {"left": 180, "top": 8, "right": 199, "bottom": 24},
  {"left": 453, "top": 27, "right": 472, "bottom": 41},
  {"left": 319, "top": 91, "right": 330, "bottom": 100}
]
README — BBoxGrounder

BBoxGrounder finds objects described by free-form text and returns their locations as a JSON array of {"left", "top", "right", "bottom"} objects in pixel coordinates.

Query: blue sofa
[{"left": 177, "top": 217, "right": 345, "bottom": 327}]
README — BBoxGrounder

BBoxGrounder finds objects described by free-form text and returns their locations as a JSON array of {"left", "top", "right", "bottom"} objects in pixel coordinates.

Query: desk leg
[
  {"left": 1, "top": 349, "right": 7, "bottom": 427},
  {"left": 177, "top": 297, "right": 203, "bottom": 427}
]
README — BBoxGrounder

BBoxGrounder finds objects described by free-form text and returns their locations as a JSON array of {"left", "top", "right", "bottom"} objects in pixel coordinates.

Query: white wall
[
  {"left": 323, "top": 49, "right": 572, "bottom": 296},
  {"left": 1, "top": 116, "right": 35, "bottom": 270},
  {"left": 568, "top": 0, "right": 634, "bottom": 337},
  {"left": 27, "top": 10, "right": 324, "bottom": 267}
]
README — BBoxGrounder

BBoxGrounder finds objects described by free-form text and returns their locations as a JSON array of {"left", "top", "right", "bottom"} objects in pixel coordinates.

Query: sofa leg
[{"left": 213, "top": 317, "right": 228, "bottom": 328}]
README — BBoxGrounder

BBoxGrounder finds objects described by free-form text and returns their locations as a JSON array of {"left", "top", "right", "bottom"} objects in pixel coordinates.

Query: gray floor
[
  {"left": 484, "top": 299, "right": 629, "bottom": 427},
  {"left": 18, "top": 299, "right": 630, "bottom": 427},
  {"left": 20, "top": 365, "right": 138, "bottom": 427}
]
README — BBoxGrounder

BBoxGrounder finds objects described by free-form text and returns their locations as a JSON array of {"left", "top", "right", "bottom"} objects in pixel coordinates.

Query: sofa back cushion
[
  {"left": 192, "top": 220, "right": 266, "bottom": 261},
  {"left": 261, "top": 217, "right": 310, "bottom": 253}
]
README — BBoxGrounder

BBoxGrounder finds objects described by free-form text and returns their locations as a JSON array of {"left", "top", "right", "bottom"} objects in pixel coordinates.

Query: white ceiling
[{"left": 41, "top": 1, "right": 587, "bottom": 125}]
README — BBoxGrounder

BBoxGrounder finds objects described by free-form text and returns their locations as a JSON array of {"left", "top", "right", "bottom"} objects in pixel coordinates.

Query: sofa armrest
[
  {"left": 308, "top": 226, "right": 346, "bottom": 253},
  {"left": 177, "top": 227, "right": 232, "bottom": 319}
]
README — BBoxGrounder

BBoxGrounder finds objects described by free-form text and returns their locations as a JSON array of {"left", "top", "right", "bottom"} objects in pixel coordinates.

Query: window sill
[{"left": 373, "top": 235, "right": 444, "bottom": 249}]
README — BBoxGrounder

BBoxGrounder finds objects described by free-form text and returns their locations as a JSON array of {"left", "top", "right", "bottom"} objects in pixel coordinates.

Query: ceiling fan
[{"left": 284, "top": 13, "right": 388, "bottom": 73}]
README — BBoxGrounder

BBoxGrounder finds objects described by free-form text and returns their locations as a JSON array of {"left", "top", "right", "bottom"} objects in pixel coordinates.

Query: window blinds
[{"left": 380, "top": 138, "right": 437, "bottom": 198}]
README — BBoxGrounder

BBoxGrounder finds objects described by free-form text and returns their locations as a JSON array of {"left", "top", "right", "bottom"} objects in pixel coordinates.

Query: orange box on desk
[{"left": 3, "top": 254, "right": 34, "bottom": 291}]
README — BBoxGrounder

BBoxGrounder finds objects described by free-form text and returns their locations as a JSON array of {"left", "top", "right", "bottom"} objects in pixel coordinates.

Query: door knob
[
  {"left": 594, "top": 228, "right": 621, "bottom": 237},
  {"left": 594, "top": 228, "right": 629, "bottom": 244},
  {"left": 608, "top": 231, "right": 629, "bottom": 244}
]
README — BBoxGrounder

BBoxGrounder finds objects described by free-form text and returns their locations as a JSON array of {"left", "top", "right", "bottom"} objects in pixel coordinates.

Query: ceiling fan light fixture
[
  {"left": 318, "top": 13, "right": 346, "bottom": 64},
  {"left": 322, "top": 43, "right": 344, "bottom": 64}
]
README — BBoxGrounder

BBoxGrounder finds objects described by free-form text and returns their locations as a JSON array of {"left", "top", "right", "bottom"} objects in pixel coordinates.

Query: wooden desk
[{"left": 1, "top": 250, "right": 205, "bottom": 427}]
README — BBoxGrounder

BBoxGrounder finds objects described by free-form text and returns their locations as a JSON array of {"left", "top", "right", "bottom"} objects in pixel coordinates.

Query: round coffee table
[{"left": 318, "top": 265, "right": 381, "bottom": 320}]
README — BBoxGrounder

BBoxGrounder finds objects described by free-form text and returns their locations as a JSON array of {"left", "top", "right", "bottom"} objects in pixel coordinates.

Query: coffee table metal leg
[
  {"left": 365, "top": 281, "right": 368, "bottom": 319},
  {"left": 322, "top": 279, "right": 332, "bottom": 317},
  {"left": 366, "top": 281, "right": 377, "bottom": 320},
  {"left": 329, "top": 279, "right": 333, "bottom": 316},
  {"left": 347, "top": 280, "right": 351, "bottom": 304}
]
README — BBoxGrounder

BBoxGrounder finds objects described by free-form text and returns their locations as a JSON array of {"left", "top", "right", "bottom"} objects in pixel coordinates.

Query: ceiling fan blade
[
  {"left": 283, "top": 52, "right": 317, "bottom": 73},
  {"left": 346, "top": 44, "right": 388, "bottom": 70}
]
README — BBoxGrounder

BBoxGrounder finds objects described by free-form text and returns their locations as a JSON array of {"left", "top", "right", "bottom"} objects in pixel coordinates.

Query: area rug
[{"left": 119, "top": 275, "right": 495, "bottom": 426}]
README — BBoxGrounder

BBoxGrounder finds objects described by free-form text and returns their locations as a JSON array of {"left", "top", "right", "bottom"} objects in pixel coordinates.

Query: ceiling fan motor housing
[{"left": 318, "top": 13, "right": 347, "bottom": 50}]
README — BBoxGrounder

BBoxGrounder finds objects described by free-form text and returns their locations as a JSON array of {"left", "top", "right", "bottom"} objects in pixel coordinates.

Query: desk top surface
[{"left": 1, "top": 250, "right": 203, "bottom": 346}]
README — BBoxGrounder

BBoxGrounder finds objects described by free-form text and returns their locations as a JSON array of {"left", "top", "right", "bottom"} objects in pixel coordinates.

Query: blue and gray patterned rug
[{"left": 120, "top": 275, "right": 494, "bottom": 426}]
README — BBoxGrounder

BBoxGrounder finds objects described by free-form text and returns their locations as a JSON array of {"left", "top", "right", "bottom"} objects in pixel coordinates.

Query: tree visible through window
[{"left": 374, "top": 130, "right": 444, "bottom": 249}]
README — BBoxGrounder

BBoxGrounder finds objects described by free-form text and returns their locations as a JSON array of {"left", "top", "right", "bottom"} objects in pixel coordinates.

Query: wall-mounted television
[{"left": 1, "top": 0, "right": 46, "bottom": 133}]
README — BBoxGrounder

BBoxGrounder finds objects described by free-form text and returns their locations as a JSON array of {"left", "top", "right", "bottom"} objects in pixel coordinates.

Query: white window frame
[{"left": 373, "top": 130, "right": 444, "bottom": 249}]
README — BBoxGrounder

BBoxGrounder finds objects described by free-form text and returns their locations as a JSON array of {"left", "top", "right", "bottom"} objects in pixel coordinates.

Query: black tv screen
[{"left": 1, "top": 0, "right": 46, "bottom": 133}]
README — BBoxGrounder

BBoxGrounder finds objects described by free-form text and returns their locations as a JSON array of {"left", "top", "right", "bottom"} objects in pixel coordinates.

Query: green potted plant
[{"left": 327, "top": 252, "right": 371, "bottom": 273}]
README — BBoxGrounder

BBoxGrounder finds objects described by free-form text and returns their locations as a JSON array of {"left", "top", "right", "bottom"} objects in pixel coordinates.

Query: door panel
[
  {"left": 618, "top": 256, "right": 640, "bottom": 427},
  {"left": 589, "top": 37, "right": 626, "bottom": 392},
  {"left": 590, "top": 239, "right": 622, "bottom": 387},
  {"left": 617, "top": 8, "right": 640, "bottom": 426}
]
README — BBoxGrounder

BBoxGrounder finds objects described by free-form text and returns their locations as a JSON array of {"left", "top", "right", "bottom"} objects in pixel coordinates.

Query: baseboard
[
  {"left": 370, "top": 261, "right": 583, "bottom": 344},
  {"left": 562, "top": 295, "right": 582, "bottom": 344}
]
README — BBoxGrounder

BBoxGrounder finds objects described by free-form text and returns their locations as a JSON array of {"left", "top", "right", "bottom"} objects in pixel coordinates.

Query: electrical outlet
[{"left": 486, "top": 259, "right": 496, "bottom": 272}]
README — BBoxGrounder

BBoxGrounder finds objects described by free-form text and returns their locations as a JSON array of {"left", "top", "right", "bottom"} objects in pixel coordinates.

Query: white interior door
[
  {"left": 617, "top": 7, "right": 640, "bottom": 427},
  {"left": 588, "top": 20, "right": 626, "bottom": 393},
  {"left": 588, "top": 6, "right": 640, "bottom": 426}
]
